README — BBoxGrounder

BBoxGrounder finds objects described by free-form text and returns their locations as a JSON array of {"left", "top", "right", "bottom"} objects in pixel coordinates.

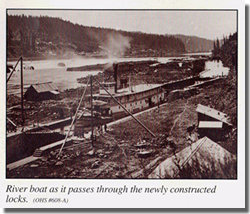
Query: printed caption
[{"left": 6, "top": 184, "right": 217, "bottom": 204}]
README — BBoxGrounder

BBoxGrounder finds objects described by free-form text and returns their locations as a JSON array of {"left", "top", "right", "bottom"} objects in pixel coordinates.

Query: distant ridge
[
  {"left": 173, "top": 34, "right": 214, "bottom": 53},
  {"left": 7, "top": 15, "right": 213, "bottom": 59}
]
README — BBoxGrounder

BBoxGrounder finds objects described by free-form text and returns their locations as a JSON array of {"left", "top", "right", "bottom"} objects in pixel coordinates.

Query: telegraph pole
[
  {"left": 57, "top": 76, "right": 90, "bottom": 157},
  {"left": 20, "top": 57, "right": 24, "bottom": 128},
  {"left": 90, "top": 75, "right": 94, "bottom": 146}
]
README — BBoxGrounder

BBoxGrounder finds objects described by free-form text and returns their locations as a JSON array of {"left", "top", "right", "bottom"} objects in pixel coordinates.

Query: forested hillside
[
  {"left": 211, "top": 32, "right": 237, "bottom": 132},
  {"left": 7, "top": 15, "right": 186, "bottom": 59},
  {"left": 212, "top": 32, "right": 237, "bottom": 69},
  {"left": 174, "top": 34, "right": 213, "bottom": 53}
]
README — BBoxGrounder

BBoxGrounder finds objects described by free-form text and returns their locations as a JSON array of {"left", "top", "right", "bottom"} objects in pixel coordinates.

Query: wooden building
[
  {"left": 148, "top": 136, "right": 236, "bottom": 179},
  {"left": 196, "top": 104, "right": 232, "bottom": 141},
  {"left": 196, "top": 104, "right": 232, "bottom": 125},
  {"left": 24, "top": 82, "right": 60, "bottom": 101},
  {"left": 198, "top": 121, "right": 224, "bottom": 141}
]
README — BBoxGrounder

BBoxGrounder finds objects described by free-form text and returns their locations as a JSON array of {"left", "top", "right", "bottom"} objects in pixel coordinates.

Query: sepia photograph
[{"left": 6, "top": 9, "right": 238, "bottom": 179}]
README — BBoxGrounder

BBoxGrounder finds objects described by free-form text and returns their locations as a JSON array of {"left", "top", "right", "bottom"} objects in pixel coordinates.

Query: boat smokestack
[{"left": 113, "top": 63, "right": 118, "bottom": 93}]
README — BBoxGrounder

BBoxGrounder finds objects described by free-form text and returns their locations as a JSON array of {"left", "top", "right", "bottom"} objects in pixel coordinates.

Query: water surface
[{"left": 7, "top": 54, "right": 228, "bottom": 95}]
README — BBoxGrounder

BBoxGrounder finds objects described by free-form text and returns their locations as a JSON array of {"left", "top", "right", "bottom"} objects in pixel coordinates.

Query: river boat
[{"left": 74, "top": 63, "right": 165, "bottom": 136}]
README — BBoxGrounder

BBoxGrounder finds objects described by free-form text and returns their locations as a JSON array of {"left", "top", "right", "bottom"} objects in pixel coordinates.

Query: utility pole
[
  {"left": 57, "top": 76, "right": 90, "bottom": 157},
  {"left": 20, "top": 57, "right": 24, "bottom": 128},
  {"left": 90, "top": 75, "right": 94, "bottom": 147}
]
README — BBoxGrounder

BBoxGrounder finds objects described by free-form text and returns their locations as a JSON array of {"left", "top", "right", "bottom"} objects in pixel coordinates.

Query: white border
[{"left": 0, "top": 0, "right": 245, "bottom": 209}]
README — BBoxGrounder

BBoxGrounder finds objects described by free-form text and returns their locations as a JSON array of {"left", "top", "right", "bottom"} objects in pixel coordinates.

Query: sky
[{"left": 7, "top": 10, "right": 237, "bottom": 40}]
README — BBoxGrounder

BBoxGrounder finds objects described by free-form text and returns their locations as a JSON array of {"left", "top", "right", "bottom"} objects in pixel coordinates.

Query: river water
[
  {"left": 200, "top": 60, "right": 229, "bottom": 78},
  {"left": 7, "top": 54, "right": 229, "bottom": 95}
]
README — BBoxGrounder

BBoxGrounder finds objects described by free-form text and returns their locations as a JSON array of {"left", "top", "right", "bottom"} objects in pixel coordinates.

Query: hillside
[
  {"left": 7, "top": 15, "right": 186, "bottom": 59},
  {"left": 210, "top": 32, "right": 237, "bottom": 151},
  {"left": 174, "top": 34, "right": 213, "bottom": 53},
  {"left": 212, "top": 32, "right": 237, "bottom": 69}
]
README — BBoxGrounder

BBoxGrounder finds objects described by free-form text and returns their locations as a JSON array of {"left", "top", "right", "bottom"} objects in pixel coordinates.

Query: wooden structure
[
  {"left": 92, "top": 83, "right": 164, "bottom": 118},
  {"left": 74, "top": 100, "right": 112, "bottom": 136},
  {"left": 74, "top": 112, "right": 112, "bottom": 137},
  {"left": 196, "top": 104, "right": 232, "bottom": 141},
  {"left": 7, "top": 57, "right": 25, "bottom": 126},
  {"left": 24, "top": 82, "right": 59, "bottom": 101},
  {"left": 196, "top": 104, "right": 232, "bottom": 126},
  {"left": 149, "top": 137, "right": 236, "bottom": 179},
  {"left": 166, "top": 87, "right": 198, "bottom": 102},
  {"left": 198, "top": 121, "right": 224, "bottom": 141}
]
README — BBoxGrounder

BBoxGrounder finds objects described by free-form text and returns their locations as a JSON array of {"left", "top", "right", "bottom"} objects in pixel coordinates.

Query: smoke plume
[{"left": 99, "top": 33, "right": 131, "bottom": 58}]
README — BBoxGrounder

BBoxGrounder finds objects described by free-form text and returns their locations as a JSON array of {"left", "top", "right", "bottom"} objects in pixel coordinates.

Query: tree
[
  {"left": 7, "top": 14, "right": 186, "bottom": 58},
  {"left": 216, "top": 38, "right": 220, "bottom": 50}
]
